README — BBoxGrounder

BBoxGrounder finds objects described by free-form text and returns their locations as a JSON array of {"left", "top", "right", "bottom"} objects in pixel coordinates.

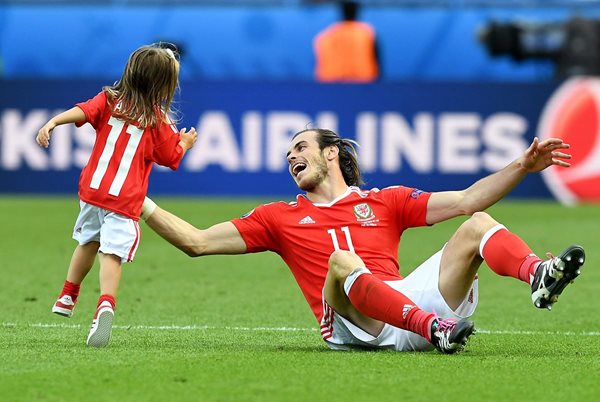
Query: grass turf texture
[{"left": 1, "top": 196, "right": 599, "bottom": 402}]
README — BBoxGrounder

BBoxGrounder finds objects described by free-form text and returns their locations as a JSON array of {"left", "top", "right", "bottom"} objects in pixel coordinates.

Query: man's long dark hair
[{"left": 293, "top": 128, "right": 364, "bottom": 187}]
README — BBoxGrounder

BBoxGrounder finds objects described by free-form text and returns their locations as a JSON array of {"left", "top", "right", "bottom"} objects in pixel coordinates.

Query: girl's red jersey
[{"left": 76, "top": 92, "right": 183, "bottom": 220}]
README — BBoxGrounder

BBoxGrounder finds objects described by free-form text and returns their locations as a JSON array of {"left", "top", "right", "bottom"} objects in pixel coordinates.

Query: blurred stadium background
[
  {"left": 1, "top": 2, "right": 600, "bottom": 401},
  {"left": 1, "top": 0, "right": 600, "bottom": 202}
]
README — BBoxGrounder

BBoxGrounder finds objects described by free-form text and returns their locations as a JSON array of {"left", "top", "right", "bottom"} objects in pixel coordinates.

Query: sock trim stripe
[
  {"left": 479, "top": 224, "right": 507, "bottom": 258},
  {"left": 342, "top": 267, "right": 371, "bottom": 295}
]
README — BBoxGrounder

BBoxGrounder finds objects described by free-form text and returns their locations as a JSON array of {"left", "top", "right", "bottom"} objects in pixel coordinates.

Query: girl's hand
[
  {"left": 36, "top": 121, "right": 56, "bottom": 148},
  {"left": 179, "top": 127, "right": 198, "bottom": 151}
]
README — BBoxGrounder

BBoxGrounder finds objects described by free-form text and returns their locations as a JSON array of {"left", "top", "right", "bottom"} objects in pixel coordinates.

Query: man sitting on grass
[{"left": 140, "top": 128, "right": 585, "bottom": 354}]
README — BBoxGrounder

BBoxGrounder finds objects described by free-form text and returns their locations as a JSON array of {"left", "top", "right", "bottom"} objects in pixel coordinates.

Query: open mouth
[{"left": 292, "top": 162, "right": 307, "bottom": 178}]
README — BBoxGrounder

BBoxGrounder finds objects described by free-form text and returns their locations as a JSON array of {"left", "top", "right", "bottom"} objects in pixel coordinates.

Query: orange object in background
[
  {"left": 314, "top": 20, "right": 379, "bottom": 83},
  {"left": 314, "top": 1, "right": 379, "bottom": 83}
]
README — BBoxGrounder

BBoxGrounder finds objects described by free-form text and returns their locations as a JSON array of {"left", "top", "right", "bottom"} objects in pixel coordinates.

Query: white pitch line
[
  {"left": 2, "top": 322, "right": 599, "bottom": 336},
  {"left": 1, "top": 322, "right": 317, "bottom": 332},
  {"left": 476, "top": 329, "right": 600, "bottom": 336}
]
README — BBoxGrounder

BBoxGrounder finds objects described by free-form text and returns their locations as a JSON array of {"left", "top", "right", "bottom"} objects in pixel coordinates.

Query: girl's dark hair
[
  {"left": 102, "top": 43, "right": 180, "bottom": 128},
  {"left": 294, "top": 128, "right": 364, "bottom": 187}
]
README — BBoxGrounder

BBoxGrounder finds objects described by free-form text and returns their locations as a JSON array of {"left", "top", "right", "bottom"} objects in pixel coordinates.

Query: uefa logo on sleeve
[{"left": 537, "top": 77, "right": 600, "bottom": 204}]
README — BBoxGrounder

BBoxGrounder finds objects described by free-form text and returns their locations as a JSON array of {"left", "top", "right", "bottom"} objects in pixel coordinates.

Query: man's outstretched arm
[
  {"left": 426, "top": 137, "right": 572, "bottom": 224},
  {"left": 142, "top": 198, "right": 247, "bottom": 256}
]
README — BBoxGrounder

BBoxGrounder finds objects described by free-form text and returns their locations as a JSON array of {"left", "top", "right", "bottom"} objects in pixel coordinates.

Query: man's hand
[{"left": 520, "top": 137, "right": 572, "bottom": 173}]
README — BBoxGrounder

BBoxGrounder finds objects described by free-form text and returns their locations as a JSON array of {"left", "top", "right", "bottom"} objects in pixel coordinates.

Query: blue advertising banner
[{"left": 0, "top": 80, "right": 557, "bottom": 198}]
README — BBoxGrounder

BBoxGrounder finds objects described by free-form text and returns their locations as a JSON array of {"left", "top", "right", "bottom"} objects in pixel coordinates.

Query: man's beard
[{"left": 298, "top": 155, "right": 328, "bottom": 191}]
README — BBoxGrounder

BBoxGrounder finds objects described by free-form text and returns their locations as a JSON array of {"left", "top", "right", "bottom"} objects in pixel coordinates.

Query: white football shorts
[
  {"left": 72, "top": 200, "right": 141, "bottom": 263},
  {"left": 321, "top": 246, "right": 478, "bottom": 352}
]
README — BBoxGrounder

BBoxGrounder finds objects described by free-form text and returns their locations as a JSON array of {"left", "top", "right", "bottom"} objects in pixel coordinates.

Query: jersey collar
[{"left": 297, "top": 186, "right": 362, "bottom": 208}]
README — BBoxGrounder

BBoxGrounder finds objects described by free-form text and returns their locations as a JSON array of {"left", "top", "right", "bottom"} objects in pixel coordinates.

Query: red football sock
[
  {"left": 346, "top": 272, "right": 436, "bottom": 342},
  {"left": 61, "top": 280, "right": 80, "bottom": 302},
  {"left": 519, "top": 256, "right": 543, "bottom": 285},
  {"left": 481, "top": 226, "right": 542, "bottom": 284},
  {"left": 97, "top": 294, "right": 116, "bottom": 310}
]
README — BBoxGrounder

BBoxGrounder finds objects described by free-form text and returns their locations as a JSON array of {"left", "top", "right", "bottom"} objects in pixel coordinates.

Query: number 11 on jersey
[
  {"left": 327, "top": 226, "right": 355, "bottom": 252},
  {"left": 89, "top": 117, "right": 144, "bottom": 197}
]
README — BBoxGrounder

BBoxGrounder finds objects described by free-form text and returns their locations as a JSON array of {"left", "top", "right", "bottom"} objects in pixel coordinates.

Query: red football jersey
[
  {"left": 75, "top": 92, "right": 183, "bottom": 220},
  {"left": 231, "top": 186, "right": 431, "bottom": 322}
]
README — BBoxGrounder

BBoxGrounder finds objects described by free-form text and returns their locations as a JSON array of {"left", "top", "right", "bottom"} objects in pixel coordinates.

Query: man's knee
[
  {"left": 459, "top": 211, "right": 498, "bottom": 238},
  {"left": 328, "top": 250, "right": 365, "bottom": 280},
  {"left": 471, "top": 211, "right": 495, "bottom": 223}
]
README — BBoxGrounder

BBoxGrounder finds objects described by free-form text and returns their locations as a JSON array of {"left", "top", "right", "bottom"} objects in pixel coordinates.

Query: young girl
[{"left": 36, "top": 42, "right": 197, "bottom": 348}]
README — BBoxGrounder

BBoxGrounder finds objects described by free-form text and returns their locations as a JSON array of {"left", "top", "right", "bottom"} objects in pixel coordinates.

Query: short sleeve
[
  {"left": 151, "top": 113, "right": 183, "bottom": 170},
  {"left": 381, "top": 186, "right": 431, "bottom": 230},
  {"left": 152, "top": 122, "right": 183, "bottom": 170},
  {"left": 231, "top": 205, "right": 279, "bottom": 254},
  {"left": 75, "top": 92, "right": 107, "bottom": 129}
]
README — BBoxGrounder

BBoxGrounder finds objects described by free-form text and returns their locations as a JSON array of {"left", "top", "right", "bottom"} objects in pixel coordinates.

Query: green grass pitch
[{"left": 1, "top": 196, "right": 599, "bottom": 402}]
